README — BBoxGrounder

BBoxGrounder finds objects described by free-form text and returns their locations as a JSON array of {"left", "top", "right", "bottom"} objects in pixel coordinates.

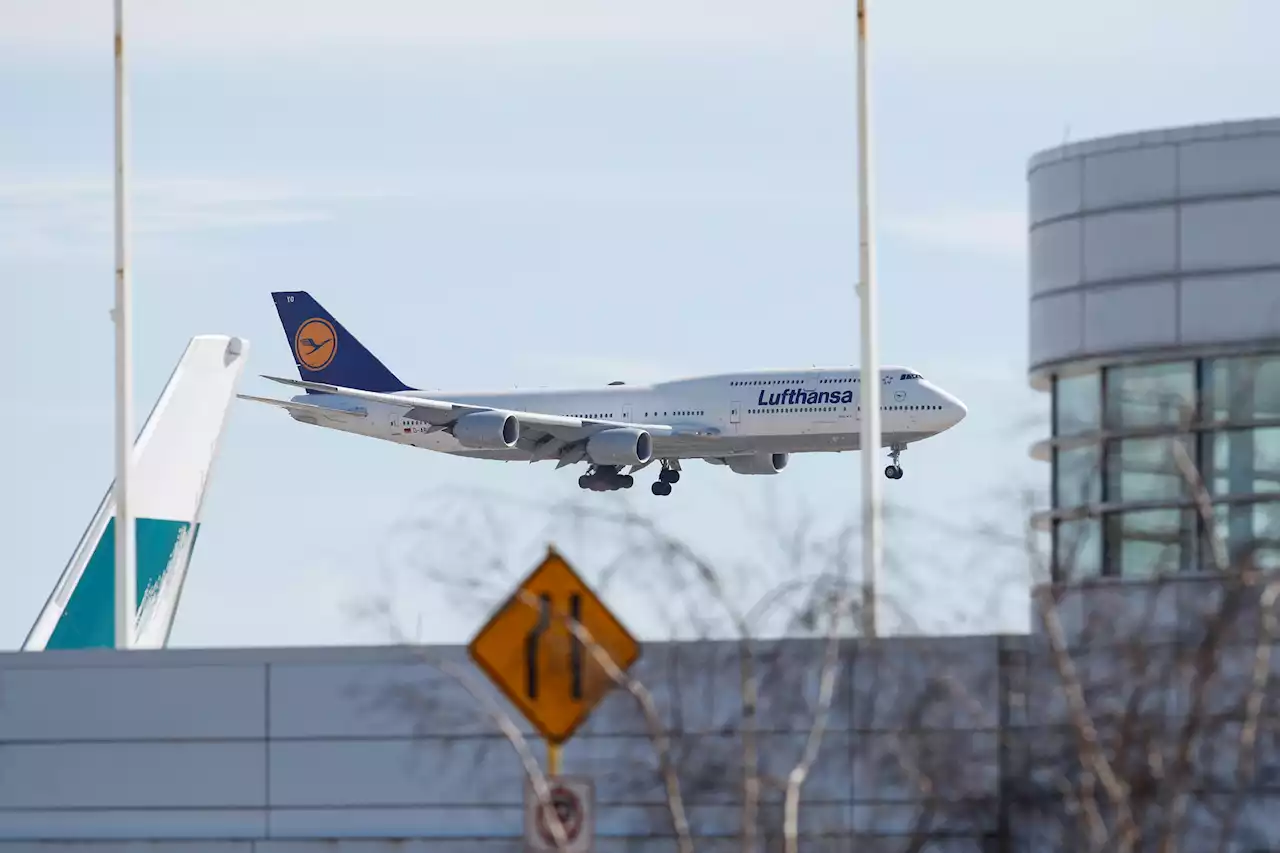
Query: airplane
[{"left": 239, "top": 292, "right": 967, "bottom": 496}]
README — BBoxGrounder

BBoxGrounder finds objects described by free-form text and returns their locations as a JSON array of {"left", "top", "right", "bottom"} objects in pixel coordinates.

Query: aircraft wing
[{"left": 258, "top": 375, "right": 718, "bottom": 467}]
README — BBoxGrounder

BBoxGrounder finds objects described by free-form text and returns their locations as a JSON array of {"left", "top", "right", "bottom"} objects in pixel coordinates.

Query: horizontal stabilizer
[{"left": 237, "top": 393, "right": 368, "bottom": 418}]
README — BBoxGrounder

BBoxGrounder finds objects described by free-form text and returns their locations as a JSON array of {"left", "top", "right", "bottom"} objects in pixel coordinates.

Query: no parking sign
[{"left": 524, "top": 775, "right": 594, "bottom": 853}]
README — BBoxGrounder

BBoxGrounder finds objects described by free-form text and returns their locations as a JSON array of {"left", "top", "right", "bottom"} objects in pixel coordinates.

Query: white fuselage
[{"left": 285, "top": 365, "right": 966, "bottom": 463}]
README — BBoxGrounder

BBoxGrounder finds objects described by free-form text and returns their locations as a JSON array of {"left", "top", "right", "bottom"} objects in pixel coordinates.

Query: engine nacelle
[
  {"left": 452, "top": 411, "right": 520, "bottom": 449},
  {"left": 586, "top": 427, "right": 653, "bottom": 467},
  {"left": 725, "top": 453, "right": 789, "bottom": 475}
]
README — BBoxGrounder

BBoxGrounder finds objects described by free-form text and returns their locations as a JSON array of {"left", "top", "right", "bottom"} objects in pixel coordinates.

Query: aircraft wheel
[
  {"left": 884, "top": 465, "right": 903, "bottom": 480},
  {"left": 579, "top": 475, "right": 591, "bottom": 489},
  {"left": 660, "top": 469, "right": 680, "bottom": 484},
  {"left": 620, "top": 475, "right": 634, "bottom": 489},
  {"left": 651, "top": 481, "right": 672, "bottom": 496}
]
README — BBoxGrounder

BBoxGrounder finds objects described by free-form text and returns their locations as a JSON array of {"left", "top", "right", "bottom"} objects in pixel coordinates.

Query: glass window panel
[
  {"left": 1104, "top": 362, "right": 1195, "bottom": 429},
  {"left": 1054, "top": 371, "right": 1101, "bottom": 437},
  {"left": 1106, "top": 509, "right": 1190, "bottom": 578},
  {"left": 1208, "top": 354, "right": 1280, "bottom": 422},
  {"left": 1207, "top": 426, "right": 1280, "bottom": 496},
  {"left": 1209, "top": 501, "right": 1280, "bottom": 571},
  {"left": 1054, "top": 445, "right": 1102, "bottom": 508},
  {"left": 1055, "top": 518, "right": 1101, "bottom": 581},
  {"left": 1107, "top": 436, "right": 1193, "bottom": 502}
]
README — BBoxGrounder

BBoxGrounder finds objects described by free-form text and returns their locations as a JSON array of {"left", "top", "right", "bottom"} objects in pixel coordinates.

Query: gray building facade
[
  {"left": 1027, "top": 117, "right": 1280, "bottom": 581},
  {"left": 0, "top": 639, "right": 1002, "bottom": 852},
  {"left": 0, "top": 573, "right": 1275, "bottom": 853}
]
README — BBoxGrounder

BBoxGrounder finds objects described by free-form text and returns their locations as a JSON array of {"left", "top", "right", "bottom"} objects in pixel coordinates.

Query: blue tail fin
[{"left": 271, "top": 291, "right": 411, "bottom": 393}]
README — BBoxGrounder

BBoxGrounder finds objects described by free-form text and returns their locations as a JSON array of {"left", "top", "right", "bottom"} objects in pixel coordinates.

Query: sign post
[{"left": 468, "top": 546, "right": 641, "bottom": 852}]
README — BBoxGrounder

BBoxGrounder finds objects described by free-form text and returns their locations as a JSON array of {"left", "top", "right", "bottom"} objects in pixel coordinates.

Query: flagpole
[
  {"left": 855, "top": 0, "right": 882, "bottom": 638},
  {"left": 113, "top": 0, "right": 136, "bottom": 650}
]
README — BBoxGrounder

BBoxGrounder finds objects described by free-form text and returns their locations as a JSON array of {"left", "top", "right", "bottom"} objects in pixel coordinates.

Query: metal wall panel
[
  {"left": 265, "top": 806, "right": 523, "bottom": 840},
  {"left": 268, "top": 738, "right": 521, "bottom": 807},
  {"left": 1029, "top": 291, "right": 1084, "bottom": 366},
  {"left": 1180, "top": 196, "right": 1280, "bottom": 270},
  {"left": 1082, "top": 208, "right": 1177, "bottom": 281},
  {"left": 1027, "top": 118, "right": 1280, "bottom": 375},
  {"left": 0, "top": 844, "right": 255, "bottom": 853},
  {"left": 1179, "top": 135, "right": 1280, "bottom": 196},
  {"left": 1082, "top": 279, "right": 1179, "bottom": 351},
  {"left": 1179, "top": 270, "right": 1280, "bottom": 344},
  {"left": 571, "top": 638, "right": 856, "bottom": 736},
  {"left": 1029, "top": 219, "right": 1081, "bottom": 294},
  {"left": 1082, "top": 145, "right": 1177, "bottom": 209},
  {"left": 0, "top": 812, "right": 267, "bottom": 842},
  {"left": 0, "top": 664, "right": 265, "bottom": 741},
  {"left": 1028, "top": 158, "right": 1082, "bottom": 223},
  {"left": 0, "top": 742, "right": 266, "bottom": 809},
  {"left": 267, "top": 657, "right": 514, "bottom": 740},
  {"left": 851, "top": 636, "right": 1001, "bottom": 730}
]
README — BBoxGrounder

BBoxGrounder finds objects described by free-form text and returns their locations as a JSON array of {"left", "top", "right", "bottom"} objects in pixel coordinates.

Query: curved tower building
[{"left": 1028, "top": 118, "right": 1280, "bottom": 580}]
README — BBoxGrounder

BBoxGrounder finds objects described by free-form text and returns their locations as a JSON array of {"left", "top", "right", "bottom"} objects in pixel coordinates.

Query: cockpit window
[{"left": 900, "top": 373, "right": 923, "bottom": 380}]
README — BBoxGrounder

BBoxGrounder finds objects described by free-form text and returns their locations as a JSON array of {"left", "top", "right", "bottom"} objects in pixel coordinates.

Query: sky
[{"left": 2, "top": 0, "right": 1275, "bottom": 649}]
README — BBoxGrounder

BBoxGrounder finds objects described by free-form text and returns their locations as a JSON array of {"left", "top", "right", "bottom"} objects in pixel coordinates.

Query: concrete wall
[{"left": 1027, "top": 117, "right": 1280, "bottom": 377}]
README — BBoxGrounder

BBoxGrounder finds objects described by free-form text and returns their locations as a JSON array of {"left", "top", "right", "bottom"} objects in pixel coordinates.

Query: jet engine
[
  {"left": 586, "top": 428, "right": 653, "bottom": 467},
  {"left": 451, "top": 411, "right": 520, "bottom": 449},
  {"left": 725, "top": 452, "right": 789, "bottom": 475}
]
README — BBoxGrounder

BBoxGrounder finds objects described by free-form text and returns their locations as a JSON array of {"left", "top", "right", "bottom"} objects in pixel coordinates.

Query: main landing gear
[
  {"left": 579, "top": 465, "right": 633, "bottom": 492},
  {"left": 650, "top": 460, "right": 681, "bottom": 497},
  {"left": 884, "top": 443, "right": 906, "bottom": 480},
  {"left": 577, "top": 460, "right": 682, "bottom": 495}
]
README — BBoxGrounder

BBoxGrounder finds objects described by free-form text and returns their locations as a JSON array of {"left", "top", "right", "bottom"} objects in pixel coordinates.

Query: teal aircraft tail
[{"left": 22, "top": 335, "right": 251, "bottom": 651}]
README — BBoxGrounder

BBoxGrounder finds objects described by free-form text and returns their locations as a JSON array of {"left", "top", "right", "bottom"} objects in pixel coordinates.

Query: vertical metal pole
[
  {"left": 547, "top": 742, "right": 562, "bottom": 776},
  {"left": 855, "top": 0, "right": 881, "bottom": 639},
  {"left": 113, "top": 0, "right": 136, "bottom": 650}
]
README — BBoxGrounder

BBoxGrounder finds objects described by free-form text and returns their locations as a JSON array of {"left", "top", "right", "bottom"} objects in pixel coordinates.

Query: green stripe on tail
[{"left": 45, "top": 517, "right": 200, "bottom": 650}]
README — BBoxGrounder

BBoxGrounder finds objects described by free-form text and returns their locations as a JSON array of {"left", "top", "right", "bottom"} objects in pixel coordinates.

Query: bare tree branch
[
  {"left": 1023, "top": 508, "right": 1140, "bottom": 853},
  {"left": 782, "top": 587, "right": 842, "bottom": 853},
  {"left": 369, "top": 601, "right": 574, "bottom": 851}
]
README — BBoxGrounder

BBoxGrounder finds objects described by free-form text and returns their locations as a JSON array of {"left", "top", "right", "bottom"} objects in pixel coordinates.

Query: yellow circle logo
[{"left": 294, "top": 318, "right": 337, "bottom": 371}]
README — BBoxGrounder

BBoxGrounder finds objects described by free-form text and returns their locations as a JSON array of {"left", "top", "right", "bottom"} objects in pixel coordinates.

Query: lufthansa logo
[
  {"left": 294, "top": 317, "right": 337, "bottom": 371},
  {"left": 894, "top": 390, "right": 906, "bottom": 402}
]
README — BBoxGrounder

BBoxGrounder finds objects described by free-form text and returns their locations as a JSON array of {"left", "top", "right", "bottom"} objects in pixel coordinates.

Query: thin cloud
[
  {"left": 514, "top": 354, "right": 679, "bottom": 387},
  {"left": 0, "top": 0, "right": 1261, "bottom": 69},
  {"left": 0, "top": 0, "right": 849, "bottom": 55},
  {"left": 883, "top": 209, "right": 1025, "bottom": 259},
  {"left": 0, "top": 178, "right": 400, "bottom": 258}
]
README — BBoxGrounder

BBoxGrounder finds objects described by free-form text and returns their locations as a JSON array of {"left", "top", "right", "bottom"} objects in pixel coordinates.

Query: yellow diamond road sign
[{"left": 468, "top": 547, "right": 641, "bottom": 744}]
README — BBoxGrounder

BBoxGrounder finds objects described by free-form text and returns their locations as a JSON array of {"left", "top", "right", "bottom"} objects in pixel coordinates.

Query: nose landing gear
[{"left": 884, "top": 443, "right": 906, "bottom": 480}]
